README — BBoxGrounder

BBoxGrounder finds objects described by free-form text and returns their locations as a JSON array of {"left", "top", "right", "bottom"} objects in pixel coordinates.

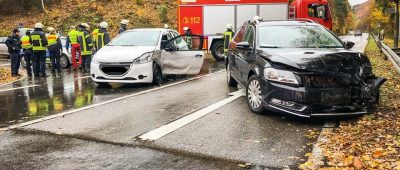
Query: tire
[
  {"left": 60, "top": 54, "right": 71, "bottom": 69},
  {"left": 152, "top": 64, "right": 164, "bottom": 85},
  {"left": 20, "top": 55, "right": 26, "bottom": 68},
  {"left": 227, "top": 64, "right": 237, "bottom": 87},
  {"left": 210, "top": 40, "right": 225, "bottom": 61},
  {"left": 246, "top": 75, "right": 266, "bottom": 114}
]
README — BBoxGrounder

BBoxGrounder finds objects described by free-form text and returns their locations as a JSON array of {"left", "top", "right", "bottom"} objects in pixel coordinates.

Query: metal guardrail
[{"left": 372, "top": 34, "right": 400, "bottom": 74}]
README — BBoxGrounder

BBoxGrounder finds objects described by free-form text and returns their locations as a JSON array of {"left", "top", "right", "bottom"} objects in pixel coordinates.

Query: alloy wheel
[{"left": 247, "top": 79, "right": 262, "bottom": 109}]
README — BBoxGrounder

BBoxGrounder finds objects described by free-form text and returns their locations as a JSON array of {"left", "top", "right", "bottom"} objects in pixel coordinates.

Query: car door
[
  {"left": 236, "top": 25, "right": 255, "bottom": 85},
  {"left": 229, "top": 25, "right": 247, "bottom": 82},
  {"left": 0, "top": 37, "right": 8, "bottom": 56},
  {"left": 160, "top": 32, "right": 204, "bottom": 75}
]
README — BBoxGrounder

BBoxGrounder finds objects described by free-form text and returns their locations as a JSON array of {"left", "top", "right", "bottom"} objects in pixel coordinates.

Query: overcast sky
[{"left": 348, "top": 0, "right": 368, "bottom": 5}]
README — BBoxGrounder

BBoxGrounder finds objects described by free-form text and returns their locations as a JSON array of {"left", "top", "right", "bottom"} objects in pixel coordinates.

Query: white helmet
[
  {"left": 183, "top": 27, "right": 190, "bottom": 31},
  {"left": 34, "top": 23, "right": 44, "bottom": 29},
  {"left": 99, "top": 21, "right": 108, "bottom": 29},
  {"left": 120, "top": 19, "right": 129, "bottom": 25},
  {"left": 253, "top": 16, "right": 263, "bottom": 23},
  {"left": 226, "top": 24, "right": 233, "bottom": 30},
  {"left": 47, "top": 27, "right": 55, "bottom": 33},
  {"left": 81, "top": 23, "right": 90, "bottom": 29},
  {"left": 164, "top": 24, "right": 169, "bottom": 29}
]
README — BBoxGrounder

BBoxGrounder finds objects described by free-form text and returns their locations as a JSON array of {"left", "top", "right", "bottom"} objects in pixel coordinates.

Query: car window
[
  {"left": 0, "top": 37, "right": 6, "bottom": 43},
  {"left": 165, "top": 35, "right": 203, "bottom": 51},
  {"left": 109, "top": 30, "right": 161, "bottom": 46},
  {"left": 258, "top": 25, "right": 343, "bottom": 48},
  {"left": 308, "top": 4, "right": 327, "bottom": 18},
  {"left": 233, "top": 25, "right": 247, "bottom": 43},
  {"left": 243, "top": 26, "right": 255, "bottom": 48}
]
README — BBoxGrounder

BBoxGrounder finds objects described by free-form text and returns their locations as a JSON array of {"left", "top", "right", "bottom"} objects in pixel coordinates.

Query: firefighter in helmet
[
  {"left": 95, "top": 21, "right": 110, "bottom": 51},
  {"left": 222, "top": 24, "right": 234, "bottom": 55},
  {"left": 183, "top": 27, "right": 192, "bottom": 49},
  {"left": 119, "top": 19, "right": 129, "bottom": 34}
]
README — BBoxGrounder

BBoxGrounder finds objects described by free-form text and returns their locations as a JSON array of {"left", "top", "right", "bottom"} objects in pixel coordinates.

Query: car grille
[
  {"left": 300, "top": 75, "right": 343, "bottom": 88},
  {"left": 100, "top": 62, "right": 132, "bottom": 76}
]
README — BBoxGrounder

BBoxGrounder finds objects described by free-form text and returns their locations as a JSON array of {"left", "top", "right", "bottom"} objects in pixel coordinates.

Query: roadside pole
[{"left": 395, "top": 0, "right": 399, "bottom": 48}]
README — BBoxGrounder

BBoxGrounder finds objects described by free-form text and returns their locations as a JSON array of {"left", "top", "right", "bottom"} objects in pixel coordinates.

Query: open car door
[{"left": 161, "top": 35, "right": 204, "bottom": 75}]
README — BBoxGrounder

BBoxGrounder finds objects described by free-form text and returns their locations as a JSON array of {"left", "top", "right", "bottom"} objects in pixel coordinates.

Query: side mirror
[
  {"left": 236, "top": 42, "right": 251, "bottom": 50},
  {"left": 165, "top": 44, "right": 178, "bottom": 51},
  {"left": 344, "top": 41, "right": 355, "bottom": 49}
]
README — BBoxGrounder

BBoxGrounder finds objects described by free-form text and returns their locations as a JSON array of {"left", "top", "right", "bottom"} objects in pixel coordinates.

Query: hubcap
[
  {"left": 248, "top": 80, "right": 262, "bottom": 109},
  {"left": 60, "top": 56, "right": 67, "bottom": 67},
  {"left": 216, "top": 44, "right": 224, "bottom": 58}
]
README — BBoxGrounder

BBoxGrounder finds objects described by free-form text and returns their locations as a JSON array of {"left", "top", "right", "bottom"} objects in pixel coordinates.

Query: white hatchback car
[{"left": 91, "top": 28, "right": 205, "bottom": 85}]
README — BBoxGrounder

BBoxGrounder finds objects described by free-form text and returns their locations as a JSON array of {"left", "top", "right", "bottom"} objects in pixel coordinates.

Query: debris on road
[{"left": 0, "top": 67, "right": 18, "bottom": 84}]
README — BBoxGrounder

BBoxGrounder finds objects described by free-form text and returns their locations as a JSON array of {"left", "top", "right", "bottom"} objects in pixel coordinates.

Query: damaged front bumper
[{"left": 260, "top": 77, "right": 386, "bottom": 117}]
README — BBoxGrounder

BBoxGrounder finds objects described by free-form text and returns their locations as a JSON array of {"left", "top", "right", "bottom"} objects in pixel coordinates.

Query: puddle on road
[{"left": 0, "top": 57, "right": 225, "bottom": 128}]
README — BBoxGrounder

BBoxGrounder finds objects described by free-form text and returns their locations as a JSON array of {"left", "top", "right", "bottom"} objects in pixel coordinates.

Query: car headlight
[
  {"left": 133, "top": 52, "right": 153, "bottom": 64},
  {"left": 264, "top": 68, "right": 299, "bottom": 85},
  {"left": 92, "top": 55, "right": 100, "bottom": 64}
]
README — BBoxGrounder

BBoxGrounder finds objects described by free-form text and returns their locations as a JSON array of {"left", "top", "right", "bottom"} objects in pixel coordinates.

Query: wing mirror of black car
[
  {"left": 236, "top": 42, "right": 251, "bottom": 50},
  {"left": 344, "top": 41, "right": 355, "bottom": 49}
]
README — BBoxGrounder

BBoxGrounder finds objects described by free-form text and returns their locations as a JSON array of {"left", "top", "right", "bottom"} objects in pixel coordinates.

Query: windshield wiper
[{"left": 260, "top": 45, "right": 279, "bottom": 48}]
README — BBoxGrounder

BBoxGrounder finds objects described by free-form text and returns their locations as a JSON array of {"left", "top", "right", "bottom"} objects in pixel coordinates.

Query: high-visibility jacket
[
  {"left": 21, "top": 35, "right": 32, "bottom": 49},
  {"left": 30, "top": 30, "right": 47, "bottom": 51},
  {"left": 222, "top": 30, "right": 234, "bottom": 53},
  {"left": 47, "top": 34, "right": 58, "bottom": 46},
  {"left": 92, "top": 28, "right": 99, "bottom": 44},
  {"left": 78, "top": 30, "right": 93, "bottom": 55},
  {"left": 68, "top": 29, "right": 79, "bottom": 44}
]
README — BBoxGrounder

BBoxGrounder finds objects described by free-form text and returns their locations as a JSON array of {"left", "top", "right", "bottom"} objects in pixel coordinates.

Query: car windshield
[
  {"left": 258, "top": 25, "right": 343, "bottom": 48},
  {"left": 108, "top": 30, "right": 161, "bottom": 46}
]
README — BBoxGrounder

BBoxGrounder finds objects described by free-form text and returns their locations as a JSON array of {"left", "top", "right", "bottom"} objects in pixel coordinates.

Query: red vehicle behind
[{"left": 177, "top": 0, "right": 333, "bottom": 60}]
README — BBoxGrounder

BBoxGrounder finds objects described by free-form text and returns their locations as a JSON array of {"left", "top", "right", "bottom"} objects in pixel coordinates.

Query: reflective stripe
[
  {"left": 223, "top": 31, "right": 234, "bottom": 53},
  {"left": 79, "top": 32, "right": 92, "bottom": 55},
  {"left": 68, "top": 30, "right": 79, "bottom": 44},
  {"left": 31, "top": 34, "right": 46, "bottom": 51},
  {"left": 21, "top": 36, "right": 32, "bottom": 49},
  {"left": 96, "top": 32, "right": 105, "bottom": 49},
  {"left": 47, "top": 34, "right": 58, "bottom": 46}
]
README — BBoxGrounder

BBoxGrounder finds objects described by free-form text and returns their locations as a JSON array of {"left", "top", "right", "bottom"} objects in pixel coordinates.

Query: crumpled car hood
[
  {"left": 259, "top": 48, "right": 374, "bottom": 84},
  {"left": 95, "top": 46, "right": 156, "bottom": 63}
]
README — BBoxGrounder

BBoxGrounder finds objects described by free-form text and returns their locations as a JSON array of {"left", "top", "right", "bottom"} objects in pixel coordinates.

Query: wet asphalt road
[
  {"left": 0, "top": 34, "right": 369, "bottom": 169},
  {"left": 0, "top": 57, "right": 223, "bottom": 128}
]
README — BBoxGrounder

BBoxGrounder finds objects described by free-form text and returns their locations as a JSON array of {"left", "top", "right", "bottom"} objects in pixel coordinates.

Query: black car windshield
[
  {"left": 108, "top": 30, "right": 161, "bottom": 46},
  {"left": 258, "top": 25, "right": 343, "bottom": 48}
]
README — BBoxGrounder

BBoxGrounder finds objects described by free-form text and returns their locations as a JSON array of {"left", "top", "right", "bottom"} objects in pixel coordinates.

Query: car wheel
[
  {"left": 60, "top": 54, "right": 71, "bottom": 68},
  {"left": 247, "top": 75, "right": 265, "bottom": 114},
  {"left": 227, "top": 64, "right": 237, "bottom": 87},
  {"left": 211, "top": 40, "right": 225, "bottom": 61},
  {"left": 20, "top": 55, "right": 26, "bottom": 68},
  {"left": 152, "top": 64, "right": 164, "bottom": 85}
]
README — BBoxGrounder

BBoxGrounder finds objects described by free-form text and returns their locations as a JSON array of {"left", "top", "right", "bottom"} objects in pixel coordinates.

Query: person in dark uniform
[
  {"left": 47, "top": 27, "right": 62, "bottom": 73},
  {"left": 119, "top": 19, "right": 129, "bottom": 34},
  {"left": 5, "top": 28, "right": 22, "bottom": 77},
  {"left": 77, "top": 23, "right": 93, "bottom": 73},
  {"left": 30, "top": 23, "right": 48, "bottom": 78}
]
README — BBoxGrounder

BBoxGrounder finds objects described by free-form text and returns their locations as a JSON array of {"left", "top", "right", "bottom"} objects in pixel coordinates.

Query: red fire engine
[{"left": 177, "top": 0, "right": 333, "bottom": 60}]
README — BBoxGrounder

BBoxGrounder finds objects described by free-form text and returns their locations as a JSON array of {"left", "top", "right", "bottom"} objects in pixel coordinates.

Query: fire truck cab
[{"left": 177, "top": 0, "right": 332, "bottom": 60}]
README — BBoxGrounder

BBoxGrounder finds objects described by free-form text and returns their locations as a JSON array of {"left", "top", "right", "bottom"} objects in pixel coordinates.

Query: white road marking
[
  {"left": 75, "top": 76, "right": 91, "bottom": 80},
  {"left": 139, "top": 89, "right": 245, "bottom": 141},
  {"left": 0, "top": 70, "right": 225, "bottom": 132},
  {"left": 0, "top": 85, "right": 39, "bottom": 93}
]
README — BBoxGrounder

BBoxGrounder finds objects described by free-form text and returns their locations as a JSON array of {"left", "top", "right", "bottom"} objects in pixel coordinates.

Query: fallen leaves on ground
[
  {"left": 0, "top": 67, "right": 18, "bottom": 84},
  {"left": 300, "top": 36, "right": 400, "bottom": 170}
]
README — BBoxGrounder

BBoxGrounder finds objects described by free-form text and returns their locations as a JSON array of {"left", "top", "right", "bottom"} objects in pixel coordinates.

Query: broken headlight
[
  {"left": 264, "top": 68, "right": 299, "bottom": 85},
  {"left": 133, "top": 52, "right": 153, "bottom": 64}
]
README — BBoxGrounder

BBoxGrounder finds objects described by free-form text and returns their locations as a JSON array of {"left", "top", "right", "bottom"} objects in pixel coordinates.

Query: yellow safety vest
[
  {"left": 223, "top": 31, "right": 234, "bottom": 53},
  {"left": 92, "top": 29, "right": 99, "bottom": 41},
  {"left": 31, "top": 34, "right": 46, "bottom": 51},
  {"left": 47, "top": 34, "right": 58, "bottom": 46},
  {"left": 21, "top": 35, "right": 32, "bottom": 49},
  {"left": 79, "top": 31, "right": 92, "bottom": 55},
  {"left": 68, "top": 30, "right": 79, "bottom": 44},
  {"left": 96, "top": 32, "right": 105, "bottom": 50}
]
